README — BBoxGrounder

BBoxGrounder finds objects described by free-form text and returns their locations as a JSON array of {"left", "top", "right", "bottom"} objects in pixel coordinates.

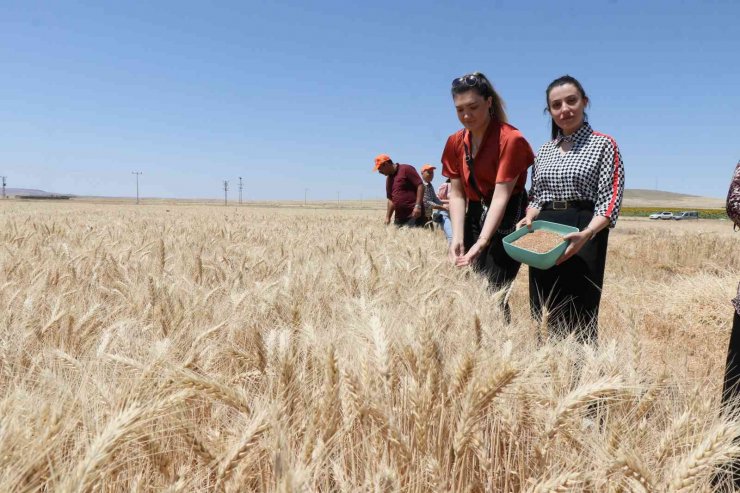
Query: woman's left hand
[
  {"left": 556, "top": 230, "right": 590, "bottom": 265},
  {"left": 455, "top": 241, "right": 485, "bottom": 267}
]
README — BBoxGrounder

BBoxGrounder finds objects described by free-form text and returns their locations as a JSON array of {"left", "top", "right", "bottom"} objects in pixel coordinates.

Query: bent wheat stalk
[
  {"left": 526, "top": 471, "right": 582, "bottom": 493},
  {"left": 667, "top": 421, "right": 740, "bottom": 492},
  {"left": 216, "top": 413, "right": 270, "bottom": 489}
]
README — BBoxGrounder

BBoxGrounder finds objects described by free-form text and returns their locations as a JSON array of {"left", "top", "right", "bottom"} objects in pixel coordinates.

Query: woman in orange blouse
[{"left": 441, "top": 72, "right": 535, "bottom": 320}]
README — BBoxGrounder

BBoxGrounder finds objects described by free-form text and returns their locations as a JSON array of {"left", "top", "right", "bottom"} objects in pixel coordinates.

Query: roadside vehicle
[
  {"left": 673, "top": 211, "right": 699, "bottom": 220},
  {"left": 649, "top": 211, "right": 674, "bottom": 220}
]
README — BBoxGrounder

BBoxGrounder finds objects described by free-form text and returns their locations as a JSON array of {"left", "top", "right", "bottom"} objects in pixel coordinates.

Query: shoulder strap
[{"left": 463, "top": 131, "right": 489, "bottom": 205}]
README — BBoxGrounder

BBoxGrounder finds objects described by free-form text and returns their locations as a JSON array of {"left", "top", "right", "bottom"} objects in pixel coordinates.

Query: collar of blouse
[{"left": 555, "top": 122, "right": 593, "bottom": 146}]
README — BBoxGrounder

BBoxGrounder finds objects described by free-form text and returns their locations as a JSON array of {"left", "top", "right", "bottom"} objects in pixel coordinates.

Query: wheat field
[{"left": 1, "top": 200, "right": 739, "bottom": 492}]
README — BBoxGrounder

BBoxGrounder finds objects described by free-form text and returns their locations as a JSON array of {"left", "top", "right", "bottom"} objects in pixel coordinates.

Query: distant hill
[
  {"left": 4, "top": 188, "right": 75, "bottom": 198},
  {"left": 623, "top": 189, "right": 724, "bottom": 209},
  {"left": 0, "top": 187, "right": 724, "bottom": 209},
  {"left": 624, "top": 189, "right": 703, "bottom": 200}
]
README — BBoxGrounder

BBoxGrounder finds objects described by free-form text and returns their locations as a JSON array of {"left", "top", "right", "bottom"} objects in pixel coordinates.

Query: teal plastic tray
[{"left": 502, "top": 220, "right": 579, "bottom": 270}]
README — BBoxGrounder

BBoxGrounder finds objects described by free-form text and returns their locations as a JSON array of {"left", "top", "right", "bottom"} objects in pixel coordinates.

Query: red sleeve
[
  {"left": 496, "top": 132, "right": 534, "bottom": 183},
  {"left": 441, "top": 134, "right": 461, "bottom": 179}
]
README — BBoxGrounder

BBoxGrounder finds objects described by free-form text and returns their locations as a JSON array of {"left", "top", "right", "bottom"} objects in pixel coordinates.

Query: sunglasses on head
[{"left": 452, "top": 74, "right": 484, "bottom": 89}]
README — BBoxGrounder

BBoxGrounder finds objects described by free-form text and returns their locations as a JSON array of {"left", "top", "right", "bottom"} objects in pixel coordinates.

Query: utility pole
[
  {"left": 238, "top": 177, "right": 243, "bottom": 205},
  {"left": 131, "top": 171, "right": 142, "bottom": 204},
  {"left": 1, "top": 176, "right": 6, "bottom": 199},
  {"left": 337, "top": 191, "right": 340, "bottom": 208},
  {"left": 304, "top": 188, "right": 308, "bottom": 206},
  {"left": 223, "top": 180, "right": 229, "bottom": 206}
]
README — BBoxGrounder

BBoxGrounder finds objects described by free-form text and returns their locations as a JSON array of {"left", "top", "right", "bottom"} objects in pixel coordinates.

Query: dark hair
[
  {"left": 451, "top": 72, "right": 508, "bottom": 124},
  {"left": 545, "top": 75, "right": 588, "bottom": 139}
]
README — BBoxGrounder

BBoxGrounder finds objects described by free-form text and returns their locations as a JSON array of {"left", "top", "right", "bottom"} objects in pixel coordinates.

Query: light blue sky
[{"left": 1, "top": 0, "right": 737, "bottom": 200}]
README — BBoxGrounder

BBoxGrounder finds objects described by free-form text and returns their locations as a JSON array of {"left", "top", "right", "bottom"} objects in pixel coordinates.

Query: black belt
[{"left": 541, "top": 200, "right": 594, "bottom": 211}]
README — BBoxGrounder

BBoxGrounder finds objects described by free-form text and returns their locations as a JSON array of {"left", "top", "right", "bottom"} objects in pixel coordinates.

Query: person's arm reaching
[
  {"left": 423, "top": 185, "right": 438, "bottom": 211},
  {"left": 518, "top": 154, "right": 542, "bottom": 231},
  {"left": 456, "top": 180, "right": 515, "bottom": 266},
  {"left": 385, "top": 199, "right": 395, "bottom": 225},
  {"left": 556, "top": 215, "right": 610, "bottom": 265},
  {"left": 516, "top": 206, "right": 541, "bottom": 231},
  {"left": 412, "top": 184, "right": 424, "bottom": 218},
  {"left": 448, "top": 178, "right": 467, "bottom": 263},
  {"left": 424, "top": 186, "right": 445, "bottom": 210}
]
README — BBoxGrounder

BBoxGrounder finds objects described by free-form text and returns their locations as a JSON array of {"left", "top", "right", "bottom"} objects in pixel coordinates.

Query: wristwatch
[{"left": 414, "top": 204, "right": 422, "bottom": 209}]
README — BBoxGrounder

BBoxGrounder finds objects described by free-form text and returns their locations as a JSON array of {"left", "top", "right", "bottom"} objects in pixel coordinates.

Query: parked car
[
  {"left": 649, "top": 211, "right": 674, "bottom": 220},
  {"left": 673, "top": 211, "right": 699, "bottom": 220}
]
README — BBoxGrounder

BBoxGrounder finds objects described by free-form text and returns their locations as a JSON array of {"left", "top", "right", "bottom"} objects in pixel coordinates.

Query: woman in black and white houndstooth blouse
[{"left": 516, "top": 75, "right": 625, "bottom": 342}]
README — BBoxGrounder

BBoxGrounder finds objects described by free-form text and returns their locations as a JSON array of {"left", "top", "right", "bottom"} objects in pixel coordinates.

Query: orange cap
[
  {"left": 373, "top": 154, "right": 392, "bottom": 171},
  {"left": 421, "top": 164, "right": 436, "bottom": 172}
]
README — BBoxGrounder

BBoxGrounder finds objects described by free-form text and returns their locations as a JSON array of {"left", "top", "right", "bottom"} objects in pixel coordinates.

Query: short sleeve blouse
[{"left": 441, "top": 120, "right": 534, "bottom": 202}]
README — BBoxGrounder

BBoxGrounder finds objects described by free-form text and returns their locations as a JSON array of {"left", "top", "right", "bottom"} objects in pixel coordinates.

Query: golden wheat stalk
[
  {"left": 526, "top": 471, "right": 582, "bottom": 492},
  {"left": 610, "top": 451, "right": 654, "bottom": 492},
  {"left": 538, "top": 375, "right": 625, "bottom": 459},
  {"left": 666, "top": 421, "right": 740, "bottom": 492},
  {"left": 215, "top": 413, "right": 270, "bottom": 489},
  {"left": 453, "top": 367, "right": 519, "bottom": 455},
  {"left": 173, "top": 368, "right": 251, "bottom": 415}
]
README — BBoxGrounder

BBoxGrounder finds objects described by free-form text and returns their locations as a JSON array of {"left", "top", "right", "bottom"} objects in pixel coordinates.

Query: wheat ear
[
  {"left": 632, "top": 371, "right": 667, "bottom": 422},
  {"left": 174, "top": 368, "right": 250, "bottom": 414},
  {"left": 453, "top": 366, "right": 519, "bottom": 455},
  {"left": 656, "top": 411, "right": 692, "bottom": 465},
  {"left": 61, "top": 405, "right": 147, "bottom": 493},
  {"left": 611, "top": 451, "right": 654, "bottom": 492},
  {"left": 538, "top": 376, "right": 624, "bottom": 459},
  {"left": 667, "top": 421, "right": 740, "bottom": 492},
  {"left": 526, "top": 471, "right": 582, "bottom": 493},
  {"left": 216, "top": 414, "right": 270, "bottom": 489}
]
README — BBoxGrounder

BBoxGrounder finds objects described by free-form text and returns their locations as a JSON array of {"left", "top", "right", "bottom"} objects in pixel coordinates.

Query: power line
[
  {"left": 131, "top": 171, "right": 143, "bottom": 204},
  {"left": 223, "top": 180, "right": 229, "bottom": 206}
]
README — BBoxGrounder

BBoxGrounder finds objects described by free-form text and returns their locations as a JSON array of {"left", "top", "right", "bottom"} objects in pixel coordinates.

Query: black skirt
[
  {"left": 723, "top": 309, "right": 740, "bottom": 404},
  {"left": 528, "top": 205, "right": 610, "bottom": 342},
  {"left": 465, "top": 199, "right": 522, "bottom": 290}
]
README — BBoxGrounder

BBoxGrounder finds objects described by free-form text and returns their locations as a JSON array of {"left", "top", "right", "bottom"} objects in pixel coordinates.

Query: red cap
[
  {"left": 373, "top": 154, "right": 392, "bottom": 171},
  {"left": 421, "top": 164, "right": 436, "bottom": 172}
]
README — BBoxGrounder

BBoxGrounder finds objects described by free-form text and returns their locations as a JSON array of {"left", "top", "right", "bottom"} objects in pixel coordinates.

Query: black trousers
[
  {"left": 465, "top": 201, "right": 522, "bottom": 322},
  {"left": 722, "top": 310, "right": 740, "bottom": 404},
  {"left": 722, "top": 310, "right": 740, "bottom": 488},
  {"left": 394, "top": 216, "right": 425, "bottom": 227},
  {"left": 528, "top": 207, "right": 609, "bottom": 343}
]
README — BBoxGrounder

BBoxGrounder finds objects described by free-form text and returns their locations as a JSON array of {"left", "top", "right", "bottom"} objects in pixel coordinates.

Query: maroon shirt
[{"left": 386, "top": 164, "right": 423, "bottom": 221}]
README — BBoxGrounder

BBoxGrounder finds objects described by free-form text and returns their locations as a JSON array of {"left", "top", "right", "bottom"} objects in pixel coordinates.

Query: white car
[
  {"left": 649, "top": 211, "right": 674, "bottom": 220},
  {"left": 673, "top": 211, "right": 699, "bottom": 220}
]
